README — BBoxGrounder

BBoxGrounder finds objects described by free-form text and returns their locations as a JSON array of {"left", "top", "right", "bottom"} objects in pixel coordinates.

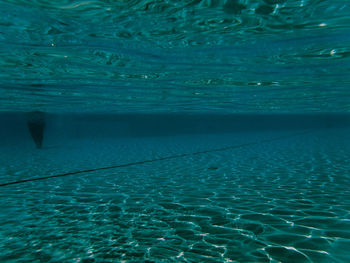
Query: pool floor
[{"left": 0, "top": 128, "right": 350, "bottom": 262}]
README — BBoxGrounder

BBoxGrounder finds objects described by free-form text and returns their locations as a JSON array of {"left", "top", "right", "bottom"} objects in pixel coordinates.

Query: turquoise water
[
  {"left": 1, "top": 0, "right": 350, "bottom": 262},
  {"left": 1, "top": 114, "right": 350, "bottom": 262},
  {"left": 1, "top": 0, "right": 350, "bottom": 113}
]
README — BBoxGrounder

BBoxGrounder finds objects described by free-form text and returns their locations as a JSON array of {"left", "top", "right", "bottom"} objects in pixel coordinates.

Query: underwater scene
[{"left": 1, "top": 0, "right": 350, "bottom": 262}]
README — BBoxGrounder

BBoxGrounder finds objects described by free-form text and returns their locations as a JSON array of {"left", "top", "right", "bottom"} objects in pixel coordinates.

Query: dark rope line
[{"left": 0, "top": 130, "right": 311, "bottom": 187}]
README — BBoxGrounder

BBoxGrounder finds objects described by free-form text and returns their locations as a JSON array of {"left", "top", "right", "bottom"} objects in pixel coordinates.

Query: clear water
[
  {"left": 1, "top": 0, "right": 350, "bottom": 113},
  {"left": 1, "top": 0, "right": 350, "bottom": 262}
]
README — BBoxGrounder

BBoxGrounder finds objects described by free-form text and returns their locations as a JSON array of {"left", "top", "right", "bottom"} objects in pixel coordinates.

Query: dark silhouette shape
[{"left": 27, "top": 111, "right": 45, "bottom": 149}]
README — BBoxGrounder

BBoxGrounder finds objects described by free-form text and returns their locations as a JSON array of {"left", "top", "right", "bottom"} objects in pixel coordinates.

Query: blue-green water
[
  {"left": 1, "top": 0, "right": 350, "bottom": 262},
  {"left": 1, "top": 0, "right": 350, "bottom": 113}
]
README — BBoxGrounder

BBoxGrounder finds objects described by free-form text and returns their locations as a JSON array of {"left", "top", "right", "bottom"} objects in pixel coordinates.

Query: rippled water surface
[{"left": 1, "top": 0, "right": 350, "bottom": 113}]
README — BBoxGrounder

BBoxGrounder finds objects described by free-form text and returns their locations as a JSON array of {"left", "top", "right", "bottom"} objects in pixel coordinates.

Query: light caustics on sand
[{"left": 0, "top": 130, "right": 311, "bottom": 187}]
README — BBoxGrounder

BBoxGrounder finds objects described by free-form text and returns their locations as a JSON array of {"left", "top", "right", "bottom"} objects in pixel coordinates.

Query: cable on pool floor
[{"left": 0, "top": 131, "right": 311, "bottom": 187}]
